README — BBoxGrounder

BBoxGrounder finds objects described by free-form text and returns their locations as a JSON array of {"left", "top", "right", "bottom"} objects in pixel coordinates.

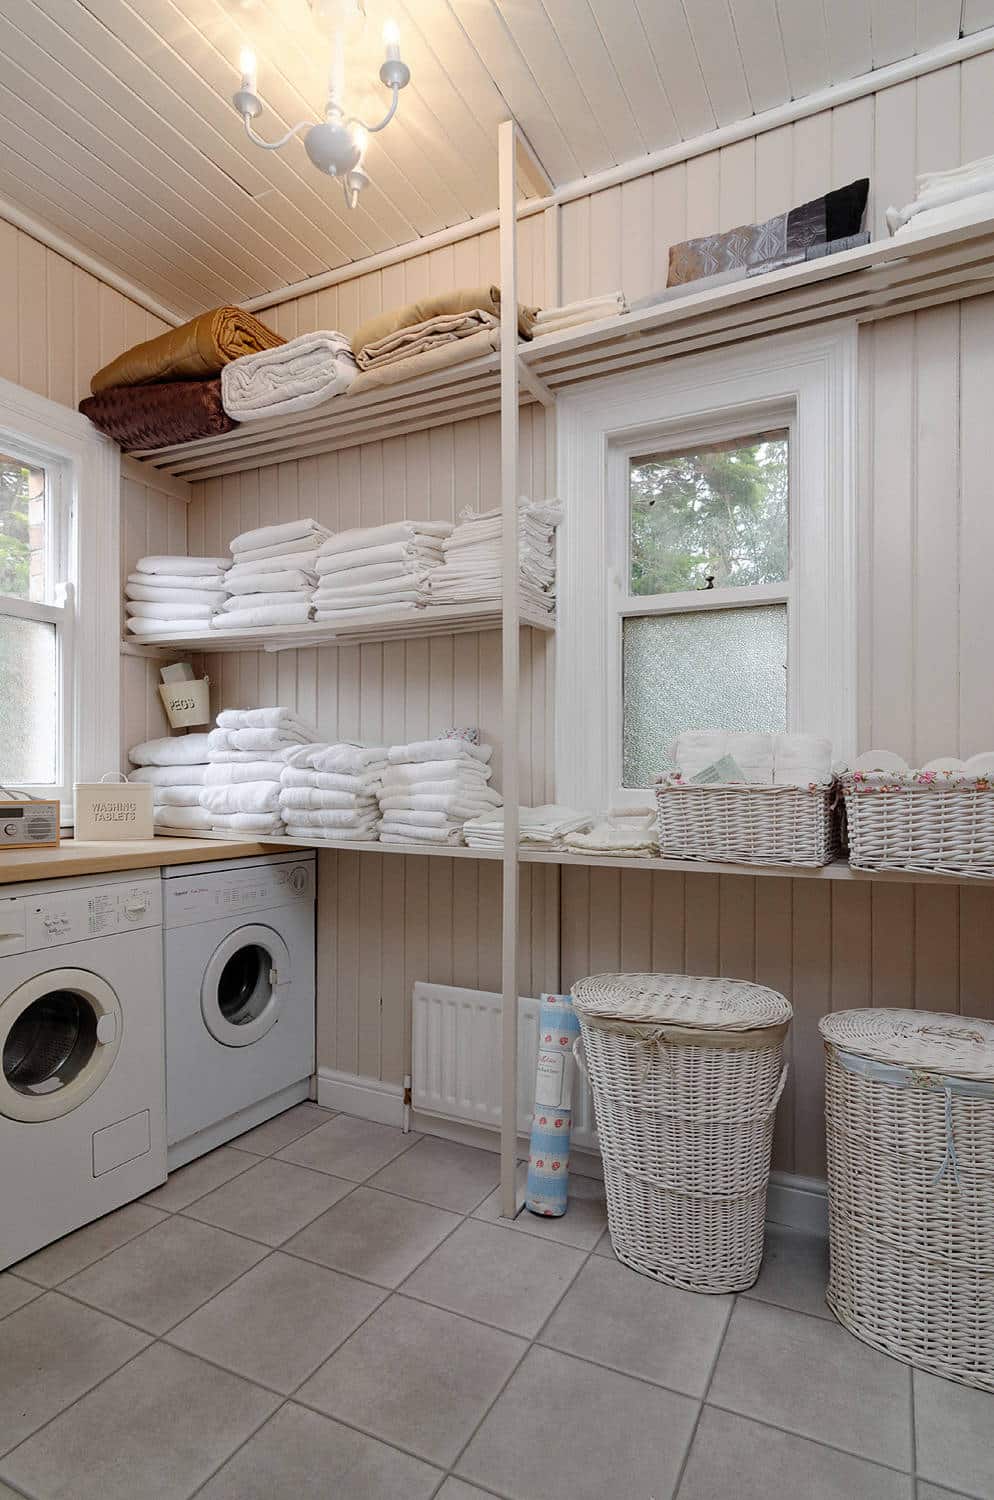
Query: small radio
[{"left": 0, "top": 796, "right": 61, "bottom": 849}]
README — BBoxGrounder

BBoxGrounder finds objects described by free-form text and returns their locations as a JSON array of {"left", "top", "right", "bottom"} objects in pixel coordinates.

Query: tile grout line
[{"left": 669, "top": 1289, "right": 736, "bottom": 1500}]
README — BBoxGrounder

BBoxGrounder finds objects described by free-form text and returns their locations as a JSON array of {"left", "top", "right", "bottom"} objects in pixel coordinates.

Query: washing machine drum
[
  {"left": 201, "top": 925, "right": 290, "bottom": 1047},
  {"left": 0, "top": 969, "right": 123, "bottom": 1123}
]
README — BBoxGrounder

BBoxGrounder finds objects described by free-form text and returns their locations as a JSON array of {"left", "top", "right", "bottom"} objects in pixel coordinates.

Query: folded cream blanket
[
  {"left": 201, "top": 782, "right": 282, "bottom": 815},
  {"left": 130, "top": 733, "right": 211, "bottom": 767},
  {"left": 212, "top": 603, "right": 313, "bottom": 629},
  {"left": 351, "top": 286, "right": 536, "bottom": 357},
  {"left": 136, "top": 555, "right": 229, "bottom": 576},
  {"left": 319, "top": 520, "right": 451, "bottom": 557},
  {"left": 357, "top": 310, "right": 499, "bottom": 371},
  {"left": 129, "top": 765, "right": 207, "bottom": 786},
  {"left": 230, "top": 519, "right": 329, "bottom": 555},
  {"left": 348, "top": 328, "right": 499, "bottom": 397},
  {"left": 222, "top": 331, "right": 358, "bottom": 420}
]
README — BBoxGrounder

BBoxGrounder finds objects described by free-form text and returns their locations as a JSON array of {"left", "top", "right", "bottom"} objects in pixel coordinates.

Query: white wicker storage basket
[
  {"left": 654, "top": 775, "right": 839, "bottom": 867},
  {"left": 841, "top": 769, "right": 994, "bottom": 878},
  {"left": 572, "top": 972, "right": 792, "bottom": 1293},
  {"left": 821, "top": 1008, "right": 994, "bottom": 1390}
]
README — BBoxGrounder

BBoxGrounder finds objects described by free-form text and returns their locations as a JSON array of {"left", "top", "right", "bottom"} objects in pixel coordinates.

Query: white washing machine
[
  {"left": 0, "top": 870, "right": 166, "bottom": 1271},
  {"left": 161, "top": 852, "right": 316, "bottom": 1169}
]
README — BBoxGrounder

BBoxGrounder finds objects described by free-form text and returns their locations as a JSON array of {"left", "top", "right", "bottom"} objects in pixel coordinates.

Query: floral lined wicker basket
[
  {"left": 841, "top": 768, "right": 994, "bottom": 878},
  {"left": 821, "top": 1008, "right": 994, "bottom": 1391},
  {"left": 654, "top": 773, "right": 840, "bottom": 867}
]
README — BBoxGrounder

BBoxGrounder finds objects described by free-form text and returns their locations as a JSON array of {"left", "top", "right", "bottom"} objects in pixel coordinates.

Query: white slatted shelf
[{"left": 121, "top": 599, "right": 556, "bottom": 655}]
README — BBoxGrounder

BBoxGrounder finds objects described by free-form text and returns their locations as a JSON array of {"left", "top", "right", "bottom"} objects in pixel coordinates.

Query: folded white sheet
[
  {"left": 316, "top": 540, "right": 443, "bottom": 577},
  {"left": 565, "top": 810, "right": 658, "bottom": 857},
  {"left": 209, "top": 812, "right": 284, "bottom": 833},
  {"left": 200, "top": 782, "right": 282, "bottom": 815},
  {"left": 224, "top": 535, "right": 324, "bottom": 566},
  {"left": 221, "top": 331, "right": 357, "bottom": 420},
  {"left": 312, "top": 560, "right": 418, "bottom": 591},
  {"left": 209, "top": 726, "right": 312, "bottom": 753},
  {"left": 311, "top": 590, "right": 427, "bottom": 611},
  {"left": 136, "top": 556, "right": 228, "bottom": 576},
  {"left": 126, "top": 617, "right": 213, "bottom": 636},
  {"left": 284, "top": 743, "right": 387, "bottom": 776},
  {"left": 154, "top": 805, "right": 214, "bottom": 830},
  {"left": 314, "top": 604, "right": 420, "bottom": 623},
  {"left": 226, "top": 551, "right": 321, "bottom": 580},
  {"left": 128, "top": 764, "right": 207, "bottom": 786},
  {"left": 126, "top": 572, "right": 226, "bottom": 592},
  {"left": 126, "top": 582, "right": 228, "bottom": 606},
  {"left": 388, "top": 738, "right": 492, "bottom": 766},
  {"left": 283, "top": 824, "right": 377, "bottom": 842},
  {"left": 130, "top": 733, "right": 212, "bottom": 767},
  {"left": 203, "top": 760, "right": 286, "bottom": 784},
  {"left": 212, "top": 604, "right": 313, "bottom": 629},
  {"left": 219, "top": 591, "right": 312, "bottom": 612},
  {"left": 230, "top": 519, "right": 329, "bottom": 555},
  {"left": 318, "top": 521, "right": 452, "bottom": 557},
  {"left": 225, "top": 569, "right": 317, "bottom": 596},
  {"left": 314, "top": 571, "right": 434, "bottom": 601},
  {"left": 279, "top": 786, "right": 378, "bottom": 812},
  {"left": 126, "top": 601, "right": 216, "bottom": 621},
  {"left": 149, "top": 784, "right": 208, "bottom": 807}
]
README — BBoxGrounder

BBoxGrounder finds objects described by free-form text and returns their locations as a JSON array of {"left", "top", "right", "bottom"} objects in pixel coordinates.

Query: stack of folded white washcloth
[
  {"left": 128, "top": 732, "right": 212, "bottom": 831},
  {"left": 216, "top": 519, "right": 329, "bottom": 631},
  {"left": 888, "top": 153, "right": 994, "bottom": 236},
  {"left": 671, "top": 730, "right": 833, "bottom": 786},
  {"left": 430, "top": 500, "right": 562, "bottom": 617},
  {"left": 531, "top": 291, "right": 628, "bottom": 337},
  {"left": 311, "top": 520, "right": 453, "bottom": 622},
  {"left": 463, "top": 804, "right": 592, "bottom": 850},
  {"left": 202, "top": 708, "right": 317, "bottom": 834},
  {"left": 125, "top": 556, "right": 229, "bottom": 636},
  {"left": 564, "top": 806, "right": 659, "bottom": 857},
  {"left": 280, "top": 742, "right": 387, "bottom": 841},
  {"left": 378, "top": 730, "right": 501, "bottom": 845}
]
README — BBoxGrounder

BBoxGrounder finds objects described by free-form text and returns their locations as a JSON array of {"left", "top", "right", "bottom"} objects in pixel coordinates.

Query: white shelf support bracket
[{"left": 499, "top": 118, "right": 522, "bottom": 1222}]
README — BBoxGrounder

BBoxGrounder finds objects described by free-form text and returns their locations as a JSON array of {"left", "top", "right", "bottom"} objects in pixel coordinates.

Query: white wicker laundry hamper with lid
[
  {"left": 821, "top": 1008, "right": 994, "bottom": 1391},
  {"left": 572, "top": 973, "right": 792, "bottom": 1293}
]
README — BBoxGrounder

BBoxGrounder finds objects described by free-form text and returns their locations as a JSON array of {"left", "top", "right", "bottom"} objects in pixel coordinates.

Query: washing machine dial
[
  {"left": 123, "top": 892, "right": 150, "bottom": 921},
  {"left": 288, "top": 867, "right": 308, "bottom": 894}
]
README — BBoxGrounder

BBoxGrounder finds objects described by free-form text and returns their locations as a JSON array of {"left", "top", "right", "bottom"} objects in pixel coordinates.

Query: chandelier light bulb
[
  {"left": 383, "top": 19, "right": 400, "bottom": 60},
  {"left": 238, "top": 48, "right": 257, "bottom": 92},
  {"left": 351, "top": 122, "right": 368, "bottom": 159}
]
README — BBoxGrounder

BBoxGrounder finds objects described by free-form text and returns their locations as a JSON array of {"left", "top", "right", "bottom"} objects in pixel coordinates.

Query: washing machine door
[
  {"left": 0, "top": 968, "right": 123, "bottom": 1123},
  {"left": 201, "top": 924, "right": 290, "bottom": 1047}
]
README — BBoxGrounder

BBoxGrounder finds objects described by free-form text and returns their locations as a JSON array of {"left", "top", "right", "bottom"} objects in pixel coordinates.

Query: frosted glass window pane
[
  {"left": 0, "top": 453, "right": 48, "bottom": 604},
  {"left": 630, "top": 432, "right": 788, "bottom": 594},
  {"left": 0, "top": 616, "right": 57, "bottom": 785},
  {"left": 623, "top": 605, "right": 787, "bottom": 787}
]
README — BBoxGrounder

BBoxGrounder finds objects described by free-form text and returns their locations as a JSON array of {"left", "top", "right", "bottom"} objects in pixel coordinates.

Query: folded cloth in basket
[
  {"left": 135, "top": 555, "right": 229, "bottom": 577},
  {"left": 200, "top": 782, "right": 282, "bottom": 816},
  {"left": 155, "top": 804, "right": 213, "bottom": 830},
  {"left": 212, "top": 603, "right": 313, "bottom": 630},
  {"left": 204, "top": 761, "right": 286, "bottom": 784},
  {"left": 230, "top": 519, "right": 330, "bottom": 555},
  {"left": 128, "top": 764, "right": 208, "bottom": 786},
  {"left": 225, "top": 569, "right": 317, "bottom": 596},
  {"left": 319, "top": 521, "right": 452, "bottom": 557},
  {"left": 129, "top": 733, "right": 211, "bottom": 767},
  {"left": 221, "top": 330, "right": 357, "bottom": 420},
  {"left": 89, "top": 306, "right": 283, "bottom": 394},
  {"left": 79, "top": 378, "right": 237, "bottom": 450}
]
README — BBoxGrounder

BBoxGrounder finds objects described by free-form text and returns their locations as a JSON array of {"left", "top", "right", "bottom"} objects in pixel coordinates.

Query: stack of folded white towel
[
  {"left": 531, "top": 291, "right": 628, "bottom": 337},
  {"left": 462, "top": 804, "right": 591, "bottom": 850},
  {"left": 564, "top": 806, "right": 659, "bottom": 857},
  {"left": 377, "top": 731, "right": 501, "bottom": 845},
  {"left": 311, "top": 520, "right": 453, "bottom": 622},
  {"left": 216, "top": 519, "right": 329, "bottom": 632},
  {"left": 279, "top": 742, "right": 386, "bottom": 841},
  {"left": 202, "top": 708, "right": 318, "bottom": 834},
  {"left": 888, "top": 153, "right": 994, "bottom": 236},
  {"left": 125, "top": 556, "right": 229, "bottom": 636},
  {"left": 430, "top": 500, "right": 562, "bottom": 616},
  {"left": 671, "top": 730, "right": 833, "bottom": 786},
  {"left": 128, "top": 732, "right": 212, "bottom": 831}
]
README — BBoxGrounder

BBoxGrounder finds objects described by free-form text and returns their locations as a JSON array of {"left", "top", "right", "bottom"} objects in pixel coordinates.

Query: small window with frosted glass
[
  {"left": 0, "top": 453, "right": 59, "bottom": 787},
  {"left": 623, "top": 432, "right": 789, "bottom": 788}
]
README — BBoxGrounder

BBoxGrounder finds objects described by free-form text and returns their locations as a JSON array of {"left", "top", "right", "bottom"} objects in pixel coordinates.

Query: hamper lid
[
  {"left": 571, "top": 973, "right": 792, "bottom": 1030},
  {"left": 820, "top": 1008, "right": 994, "bottom": 1081}
]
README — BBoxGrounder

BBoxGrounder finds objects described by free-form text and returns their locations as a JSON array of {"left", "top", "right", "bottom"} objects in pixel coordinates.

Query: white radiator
[{"left": 411, "top": 982, "right": 599, "bottom": 1152}]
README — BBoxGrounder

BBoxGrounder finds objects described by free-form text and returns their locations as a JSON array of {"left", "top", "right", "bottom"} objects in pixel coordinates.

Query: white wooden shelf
[{"left": 122, "top": 600, "right": 555, "bottom": 655}]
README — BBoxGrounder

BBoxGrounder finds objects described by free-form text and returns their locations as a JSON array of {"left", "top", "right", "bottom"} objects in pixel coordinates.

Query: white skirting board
[{"left": 315, "top": 1058, "right": 830, "bottom": 1236}]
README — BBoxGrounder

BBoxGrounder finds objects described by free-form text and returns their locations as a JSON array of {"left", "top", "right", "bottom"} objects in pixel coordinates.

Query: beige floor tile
[
  {"left": 12, "top": 1203, "right": 168, "bottom": 1288},
  {"left": 368, "top": 1136, "right": 500, "bottom": 1213},
  {"left": 142, "top": 1145, "right": 255, "bottom": 1211},
  {"left": 182, "top": 1158, "right": 354, "bottom": 1246},
  {"left": 0, "top": 1343, "right": 278, "bottom": 1500},
  {"left": 742, "top": 1223, "right": 832, "bottom": 1320},
  {"left": 473, "top": 1168, "right": 607, "bottom": 1250},
  {"left": 230, "top": 1102, "right": 335, "bottom": 1156},
  {"left": 276, "top": 1114, "right": 420, "bottom": 1181},
  {"left": 286, "top": 1186, "right": 460, "bottom": 1288},
  {"left": 167, "top": 1252, "right": 384, "bottom": 1394},
  {"left": 61, "top": 1214, "right": 267, "bottom": 1334},
  {"left": 299, "top": 1294, "right": 527, "bottom": 1466},
  {"left": 436, "top": 1483, "right": 498, "bottom": 1500},
  {"left": 0, "top": 1272, "right": 41, "bottom": 1320},
  {"left": 915, "top": 1369, "right": 994, "bottom": 1499}
]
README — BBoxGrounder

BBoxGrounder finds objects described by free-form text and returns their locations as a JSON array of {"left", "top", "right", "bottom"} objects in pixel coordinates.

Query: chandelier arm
[
  {"left": 242, "top": 114, "right": 315, "bottom": 151},
  {"left": 348, "top": 86, "right": 400, "bottom": 136}
]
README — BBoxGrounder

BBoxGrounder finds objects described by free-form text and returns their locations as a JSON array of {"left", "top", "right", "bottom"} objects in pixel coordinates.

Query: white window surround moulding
[
  {"left": 0, "top": 375, "right": 121, "bottom": 802},
  {"left": 555, "top": 326, "right": 859, "bottom": 813},
  {"left": 1, "top": 28, "right": 991, "bottom": 329}
]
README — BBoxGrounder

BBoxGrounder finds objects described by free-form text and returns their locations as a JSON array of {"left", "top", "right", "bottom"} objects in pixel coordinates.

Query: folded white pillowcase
[
  {"left": 213, "top": 604, "right": 313, "bottom": 629},
  {"left": 225, "top": 568, "right": 316, "bottom": 596},
  {"left": 127, "top": 617, "right": 212, "bottom": 636},
  {"left": 230, "top": 519, "right": 329, "bottom": 555},
  {"left": 136, "top": 556, "right": 228, "bottom": 576},
  {"left": 126, "top": 572, "right": 227, "bottom": 591},
  {"left": 223, "top": 535, "right": 322, "bottom": 565},
  {"left": 126, "top": 601, "right": 215, "bottom": 620},
  {"left": 130, "top": 733, "right": 212, "bottom": 767},
  {"left": 225, "top": 551, "right": 321, "bottom": 581},
  {"left": 127, "top": 583, "right": 228, "bottom": 606},
  {"left": 318, "top": 521, "right": 451, "bottom": 557}
]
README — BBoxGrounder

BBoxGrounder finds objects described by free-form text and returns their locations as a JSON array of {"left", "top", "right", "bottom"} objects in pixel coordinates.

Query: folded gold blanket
[
  {"left": 90, "top": 306, "right": 284, "bottom": 394},
  {"left": 356, "top": 310, "right": 499, "bottom": 371},
  {"left": 351, "top": 286, "right": 536, "bottom": 359}
]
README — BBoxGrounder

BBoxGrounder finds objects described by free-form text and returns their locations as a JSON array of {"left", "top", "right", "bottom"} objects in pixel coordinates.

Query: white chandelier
[{"left": 232, "top": 0, "right": 410, "bottom": 210}]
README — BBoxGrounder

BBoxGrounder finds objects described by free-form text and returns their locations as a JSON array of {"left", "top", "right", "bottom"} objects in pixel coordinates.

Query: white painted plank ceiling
[{"left": 0, "top": 0, "right": 977, "bottom": 317}]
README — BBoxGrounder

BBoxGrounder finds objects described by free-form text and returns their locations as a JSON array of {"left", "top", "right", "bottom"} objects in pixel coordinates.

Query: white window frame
[
  {"left": 555, "top": 327, "right": 859, "bottom": 811},
  {"left": 0, "top": 376, "right": 120, "bottom": 821}
]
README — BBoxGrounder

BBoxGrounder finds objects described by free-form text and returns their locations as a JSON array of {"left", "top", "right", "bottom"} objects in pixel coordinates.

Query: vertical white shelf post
[{"left": 498, "top": 119, "right": 521, "bottom": 1219}]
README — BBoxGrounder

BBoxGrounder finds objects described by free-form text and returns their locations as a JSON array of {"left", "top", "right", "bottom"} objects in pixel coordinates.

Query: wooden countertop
[{"left": 0, "top": 837, "right": 269, "bottom": 885}]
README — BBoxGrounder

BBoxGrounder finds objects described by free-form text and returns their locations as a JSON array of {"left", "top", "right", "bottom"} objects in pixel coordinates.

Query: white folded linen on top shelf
[
  {"left": 312, "top": 523, "right": 451, "bottom": 618},
  {"left": 564, "top": 807, "right": 659, "bottom": 857},
  {"left": 129, "top": 733, "right": 211, "bottom": 767},
  {"left": 887, "top": 154, "right": 994, "bottom": 233},
  {"left": 126, "top": 582, "right": 227, "bottom": 606},
  {"left": 430, "top": 500, "right": 562, "bottom": 616},
  {"left": 221, "top": 330, "right": 357, "bottom": 421},
  {"left": 125, "top": 556, "right": 231, "bottom": 630},
  {"left": 280, "top": 740, "right": 387, "bottom": 842},
  {"left": 218, "top": 591, "right": 312, "bottom": 612},
  {"left": 126, "top": 617, "right": 212, "bottom": 637},
  {"left": 135, "top": 556, "right": 229, "bottom": 577},
  {"left": 313, "top": 560, "right": 426, "bottom": 591},
  {"left": 213, "top": 603, "right": 313, "bottom": 630},
  {"left": 319, "top": 521, "right": 453, "bottom": 557},
  {"left": 126, "top": 600, "right": 215, "bottom": 621},
  {"left": 532, "top": 291, "right": 628, "bottom": 337},
  {"left": 315, "top": 538, "right": 447, "bottom": 576},
  {"left": 230, "top": 519, "right": 330, "bottom": 555},
  {"left": 127, "top": 571, "right": 226, "bottom": 591},
  {"left": 463, "top": 805, "right": 593, "bottom": 849}
]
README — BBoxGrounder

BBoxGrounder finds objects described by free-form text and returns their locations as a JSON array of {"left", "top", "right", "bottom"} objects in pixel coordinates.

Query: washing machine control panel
[
  {"left": 164, "top": 861, "right": 315, "bottom": 926},
  {"left": 22, "top": 878, "right": 162, "bottom": 950}
]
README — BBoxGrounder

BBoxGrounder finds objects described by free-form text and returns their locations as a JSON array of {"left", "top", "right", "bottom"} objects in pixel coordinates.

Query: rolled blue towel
[{"left": 526, "top": 993, "right": 580, "bottom": 1217}]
